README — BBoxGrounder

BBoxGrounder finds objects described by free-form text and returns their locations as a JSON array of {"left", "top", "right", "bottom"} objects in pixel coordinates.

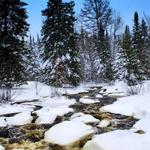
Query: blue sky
[{"left": 24, "top": 0, "right": 150, "bottom": 36}]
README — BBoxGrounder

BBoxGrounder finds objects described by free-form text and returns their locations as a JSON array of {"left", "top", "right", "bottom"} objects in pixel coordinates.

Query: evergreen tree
[
  {"left": 140, "top": 19, "right": 150, "bottom": 78},
  {"left": 0, "top": 0, "right": 29, "bottom": 101},
  {"left": 42, "top": 0, "right": 80, "bottom": 87},
  {"left": 122, "top": 25, "right": 132, "bottom": 83},
  {"left": 99, "top": 27, "right": 114, "bottom": 82},
  {"left": 131, "top": 12, "right": 145, "bottom": 84},
  {"left": 26, "top": 35, "right": 41, "bottom": 81}
]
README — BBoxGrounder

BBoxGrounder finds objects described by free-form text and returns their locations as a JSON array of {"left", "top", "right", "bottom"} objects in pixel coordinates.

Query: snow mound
[
  {"left": 80, "top": 98, "right": 99, "bottom": 104},
  {"left": 96, "top": 94, "right": 103, "bottom": 98},
  {"left": 6, "top": 111, "right": 33, "bottom": 126},
  {"left": 71, "top": 113, "right": 99, "bottom": 124},
  {"left": 0, "top": 112, "right": 32, "bottom": 127},
  {"left": 97, "top": 120, "right": 110, "bottom": 128},
  {"left": 35, "top": 108, "right": 73, "bottom": 124},
  {"left": 44, "top": 121, "right": 94, "bottom": 145}
]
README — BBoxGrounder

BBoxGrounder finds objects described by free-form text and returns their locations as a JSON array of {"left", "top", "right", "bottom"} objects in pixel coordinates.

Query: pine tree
[
  {"left": 99, "top": 27, "right": 114, "bottom": 82},
  {"left": 26, "top": 35, "right": 41, "bottom": 81},
  {"left": 0, "top": 0, "right": 29, "bottom": 101},
  {"left": 122, "top": 25, "right": 133, "bottom": 84},
  {"left": 42, "top": 0, "right": 81, "bottom": 87},
  {"left": 131, "top": 12, "right": 145, "bottom": 84},
  {"left": 140, "top": 19, "right": 150, "bottom": 78}
]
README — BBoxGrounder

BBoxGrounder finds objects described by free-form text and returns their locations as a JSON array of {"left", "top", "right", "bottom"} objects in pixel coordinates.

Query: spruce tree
[
  {"left": 26, "top": 35, "right": 41, "bottom": 81},
  {"left": 42, "top": 0, "right": 80, "bottom": 87},
  {"left": 140, "top": 19, "right": 150, "bottom": 78},
  {"left": 0, "top": 0, "right": 29, "bottom": 101},
  {"left": 99, "top": 25, "right": 114, "bottom": 82},
  {"left": 122, "top": 25, "right": 133, "bottom": 84},
  {"left": 131, "top": 12, "right": 145, "bottom": 84}
]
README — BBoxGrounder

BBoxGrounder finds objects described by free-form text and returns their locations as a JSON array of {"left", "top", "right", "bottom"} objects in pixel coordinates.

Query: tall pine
[
  {"left": 131, "top": 12, "right": 144, "bottom": 84},
  {"left": 42, "top": 0, "right": 80, "bottom": 87},
  {"left": 0, "top": 0, "right": 29, "bottom": 101}
]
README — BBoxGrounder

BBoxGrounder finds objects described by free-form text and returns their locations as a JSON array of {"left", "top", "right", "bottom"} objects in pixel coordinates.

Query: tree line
[{"left": 0, "top": 0, "right": 150, "bottom": 102}]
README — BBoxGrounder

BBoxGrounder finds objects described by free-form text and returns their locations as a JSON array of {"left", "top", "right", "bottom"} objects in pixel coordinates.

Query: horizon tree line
[{"left": 0, "top": 0, "right": 150, "bottom": 102}]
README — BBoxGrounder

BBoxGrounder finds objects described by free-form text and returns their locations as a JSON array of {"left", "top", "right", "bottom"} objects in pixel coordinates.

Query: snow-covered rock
[
  {"left": 0, "top": 104, "right": 33, "bottom": 116},
  {"left": 97, "top": 120, "right": 110, "bottom": 128},
  {"left": 35, "top": 107, "right": 73, "bottom": 124},
  {"left": 44, "top": 121, "right": 94, "bottom": 146},
  {"left": 38, "top": 96, "right": 76, "bottom": 108},
  {"left": 71, "top": 113, "right": 99, "bottom": 124},
  {"left": 0, "top": 112, "right": 33, "bottom": 127},
  {"left": 0, "top": 117, "right": 7, "bottom": 127},
  {"left": 96, "top": 94, "right": 103, "bottom": 98},
  {"left": 6, "top": 112, "right": 33, "bottom": 126},
  {"left": 80, "top": 98, "right": 99, "bottom": 104}
]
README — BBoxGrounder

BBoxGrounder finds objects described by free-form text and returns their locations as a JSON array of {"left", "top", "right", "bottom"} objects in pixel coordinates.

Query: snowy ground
[{"left": 0, "top": 81, "right": 150, "bottom": 149}]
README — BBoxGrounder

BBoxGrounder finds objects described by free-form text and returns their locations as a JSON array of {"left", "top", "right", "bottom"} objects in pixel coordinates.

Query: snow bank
[
  {"left": 12, "top": 81, "right": 52, "bottom": 102},
  {"left": 101, "top": 82, "right": 127, "bottom": 97},
  {"left": 44, "top": 121, "right": 94, "bottom": 145},
  {"left": 91, "top": 88, "right": 150, "bottom": 150},
  {"left": 60, "top": 84, "right": 88, "bottom": 95},
  {"left": 100, "top": 93, "right": 150, "bottom": 119},
  {"left": 83, "top": 130, "right": 150, "bottom": 150}
]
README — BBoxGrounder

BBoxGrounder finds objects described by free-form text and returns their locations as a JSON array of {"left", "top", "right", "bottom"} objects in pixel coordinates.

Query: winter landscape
[{"left": 0, "top": 0, "right": 150, "bottom": 150}]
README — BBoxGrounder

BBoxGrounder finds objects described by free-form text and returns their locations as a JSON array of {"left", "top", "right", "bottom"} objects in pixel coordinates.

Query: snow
[
  {"left": 37, "top": 96, "right": 76, "bottom": 108},
  {"left": 80, "top": 98, "right": 99, "bottom": 104},
  {"left": 35, "top": 107, "right": 73, "bottom": 124},
  {"left": 100, "top": 93, "right": 150, "bottom": 119},
  {"left": 44, "top": 121, "right": 94, "bottom": 145},
  {"left": 0, "top": 117, "right": 7, "bottom": 127},
  {"left": 6, "top": 111, "right": 33, "bottom": 126},
  {"left": 71, "top": 113, "right": 99, "bottom": 124},
  {"left": 131, "top": 116, "right": 150, "bottom": 133},
  {"left": 101, "top": 82, "right": 127, "bottom": 97},
  {"left": 0, "top": 145, "right": 4, "bottom": 150},
  {"left": 61, "top": 84, "right": 88, "bottom": 95},
  {"left": 1, "top": 81, "right": 150, "bottom": 149},
  {"left": 86, "top": 83, "right": 150, "bottom": 150},
  {"left": 12, "top": 81, "right": 52, "bottom": 102},
  {"left": 0, "top": 104, "right": 33, "bottom": 116},
  {"left": 97, "top": 120, "right": 110, "bottom": 128},
  {"left": 0, "top": 112, "right": 32, "bottom": 127},
  {"left": 95, "top": 94, "right": 103, "bottom": 98},
  {"left": 83, "top": 130, "right": 150, "bottom": 150}
]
